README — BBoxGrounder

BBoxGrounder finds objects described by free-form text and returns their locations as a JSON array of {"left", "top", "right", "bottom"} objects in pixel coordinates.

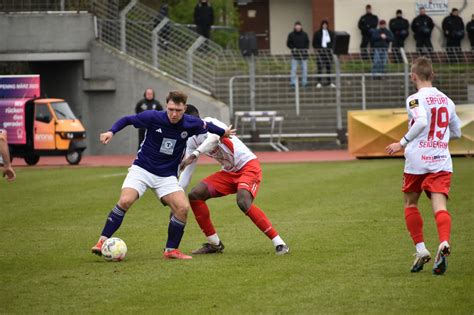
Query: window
[
  {"left": 51, "top": 102, "right": 76, "bottom": 120},
  {"left": 35, "top": 104, "right": 52, "bottom": 123}
]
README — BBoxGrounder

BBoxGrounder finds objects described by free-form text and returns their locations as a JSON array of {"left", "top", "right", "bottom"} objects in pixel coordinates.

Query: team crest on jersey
[
  {"left": 409, "top": 99, "right": 419, "bottom": 109},
  {"left": 181, "top": 131, "right": 188, "bottom": 139}
]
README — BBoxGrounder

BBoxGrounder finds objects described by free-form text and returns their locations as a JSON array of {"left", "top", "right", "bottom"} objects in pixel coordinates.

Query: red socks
[
  {"left": 405, "top": 207, "right": 424, "bottom": 244},
  {"left": 435, "top": 210, "right": 451, "bottom": 243},
  {"left": 246, "top": 205, "right": 278, "bottom": 240},
  {"left": 189, "top": 200, "right": 216, "bottom": 237}
]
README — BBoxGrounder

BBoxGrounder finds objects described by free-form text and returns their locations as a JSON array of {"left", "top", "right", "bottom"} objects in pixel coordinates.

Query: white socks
[
  {"left": 271, "top": 235, "right": 285, "bottom": 247},
  {"left": 207, "top": 233, "right": 221, "bottom": 246},
  {"left": 415, "top": 242, "right": 427, "bottom": 253}
]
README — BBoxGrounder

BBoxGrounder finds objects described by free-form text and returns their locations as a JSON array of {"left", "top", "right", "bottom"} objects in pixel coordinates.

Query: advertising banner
[
  {"left": 0, "top": 99, "right": 27, "bottom": 144},
  {"left": 0, "top": 75, "right": 40, "bottom": 99}
]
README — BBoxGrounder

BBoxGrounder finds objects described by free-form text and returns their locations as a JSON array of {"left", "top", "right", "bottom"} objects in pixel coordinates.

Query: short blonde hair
[{"left": 411, "top": 56, "right": 433, "bottom": 82}]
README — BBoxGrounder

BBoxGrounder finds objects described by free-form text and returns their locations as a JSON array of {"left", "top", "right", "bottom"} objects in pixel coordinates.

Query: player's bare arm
[{"left": 0, "top": 129, "right": 16, "bottom": 182}]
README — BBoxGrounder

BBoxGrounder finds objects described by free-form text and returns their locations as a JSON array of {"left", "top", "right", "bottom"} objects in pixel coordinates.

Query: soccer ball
[{"left": 101, "top": 237, "right": 127, "bottom": 262}]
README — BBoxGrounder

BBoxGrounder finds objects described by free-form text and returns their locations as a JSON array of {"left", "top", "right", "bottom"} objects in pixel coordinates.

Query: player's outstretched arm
[
  {"left": 206, "top": 121, "right": 236, "bottom": 138},
  {"left": 179, "top": 133, "right": 220, "bottom": 171}
]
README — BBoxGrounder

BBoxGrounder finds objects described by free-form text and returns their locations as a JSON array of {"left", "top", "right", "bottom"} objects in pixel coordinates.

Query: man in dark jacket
[
  {"left": 412, "top": 7, "right": 434, "bottom": 54},
  {"left": 358, "top": 4, "right": 379, "bottom": 60},
  {"left": 371, "top": 20, "right": 393, "bottom": 78},
  {"left": 194, "top": 0, "right": 214, "bottom": 39},
  {"left": 443, "top": 8, "right": 465, "bottom": 62},
  {"left": 389, "top": 9, "right": 409, "bottom": 62},
  {"left": 442, "top": 8, "right": 465, "bottom": 57},
  {"left": 287, "top": 21, "right": 310, "bottom": 87},
  {"left": 135, "top": 88, "right": 163, "bottom": 147},
  {"left": 313, "top": 20, "right": 335, "bottom": 88},
  {"left": 467, "top": 14, "right": 474, "bottom": 50}
]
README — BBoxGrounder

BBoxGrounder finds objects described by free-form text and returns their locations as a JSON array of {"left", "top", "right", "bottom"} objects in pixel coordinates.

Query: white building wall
[
  {"left": 269, "top": 0, "right": 313, "bottom": 54},
  {"left": 334, "top": 0, "right": 473, "bottom": 53}
]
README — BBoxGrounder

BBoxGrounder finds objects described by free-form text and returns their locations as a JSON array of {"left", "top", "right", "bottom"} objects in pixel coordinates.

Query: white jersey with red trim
[
  {"left": 186, "top": 117, "right": 256, "bottom": 172},
  {"left": 403, "top": 87, "right": 461, "bottom": 174}
]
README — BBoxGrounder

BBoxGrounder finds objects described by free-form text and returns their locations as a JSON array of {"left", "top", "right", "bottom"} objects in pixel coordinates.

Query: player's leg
[
  {"left": 236, "top": 189, "right": 289, "bottom": 255},
  {"left": 423, "top": 171, "right": 453, "bottom": 275},
  {"left": 188, "top": 182, "right": 225, "bottom": 254},
  {"left": 160, "top": 190, "right": 192, "bottom": 259},
  {"left": 91, "top": 188, "right": 140, "bottom": 255},
  {"left": 404, "top": 191, "right": 431, "bottom": 272},
  {"left": 431, "top": 193, "right": 451, "bottom": 275},
  {"left": 402, "top": 172, "right": 431, "bottom": 272}
]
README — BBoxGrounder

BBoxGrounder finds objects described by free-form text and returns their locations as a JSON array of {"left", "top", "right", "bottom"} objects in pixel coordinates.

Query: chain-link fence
[{"left": 0, "top": 0, "right": 92, "bottom": 11}]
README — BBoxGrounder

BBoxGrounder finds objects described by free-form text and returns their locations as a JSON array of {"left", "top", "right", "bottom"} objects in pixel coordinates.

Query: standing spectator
[
  {"left": 194, "top": 0, "right": 214, "bottom": 39},
  {"left": 467, "top": 14, "right": 474, "bottom": 50},
  {"left": 371, "top": 20, "right": 393, "bottom": 78},
  {"left": 358, "top": 4, "right": 379, "bottom": 60},
  {"left": 412, "top": 7, "right": 434, "bottom": 54},
  {"left": 313, "top": 20, "right": 335, "bottom": 88},
  {"left": 442, "top": 8, "right": 465, "bottom": 62},
  {"left": 287, "top": 21, "right": 310, "bottom": 88},
  {"left": 389, "top": 9, "right": 409, "bottom": 62},
  {"left": 135, "top": 88, "right": 163, "bottom": 148}
]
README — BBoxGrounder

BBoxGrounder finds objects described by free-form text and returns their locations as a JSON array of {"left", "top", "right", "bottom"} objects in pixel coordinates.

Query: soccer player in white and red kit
[
  {"left": 386, "top": 57, "right": 461, "bottom": 275},
  {"left": 179, "top": 105, "right": 289, "bottom": 255}
]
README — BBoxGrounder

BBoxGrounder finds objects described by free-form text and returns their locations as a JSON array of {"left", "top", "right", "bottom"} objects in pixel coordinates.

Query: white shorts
[{"left": 122, "top": 165, "right": 183, "bottom": 199}]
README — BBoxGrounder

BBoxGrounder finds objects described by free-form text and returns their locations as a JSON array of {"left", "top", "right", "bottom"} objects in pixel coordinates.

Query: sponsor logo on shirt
[
  {"left": 418, "top": 140, "right": 448, "bottom": 149},
  {"left": 409, "top": 99, "right": 419, "bottom": 109},
  {"left": 160, "top": 138, "right": 176, "bottom": 155},
  {"left": 421, "top": 154, "right": 448, "bottom": 162}
]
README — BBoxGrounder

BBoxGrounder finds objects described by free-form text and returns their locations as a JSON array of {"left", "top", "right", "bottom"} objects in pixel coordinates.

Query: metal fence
[{"left": 2, "top": 0, "right": 474, "bottom": 140}]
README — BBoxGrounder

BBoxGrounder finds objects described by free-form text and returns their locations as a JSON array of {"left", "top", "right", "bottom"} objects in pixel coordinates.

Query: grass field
[{"left": 1, "top": 158, "right": 473, "bottom": 314}]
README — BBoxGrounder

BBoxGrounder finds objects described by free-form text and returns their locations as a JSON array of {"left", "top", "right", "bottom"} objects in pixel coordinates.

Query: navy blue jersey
[{"left": 109, "top": 110, "right": 225, "bottom": 177}]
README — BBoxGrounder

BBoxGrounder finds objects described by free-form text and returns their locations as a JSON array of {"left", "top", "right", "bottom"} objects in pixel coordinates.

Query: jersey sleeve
[
  {"left": 178, "top": 157, "right": 198, "bottom": 191},
  {"left": 400, "top": 97, "right": 428, "bottom": 146},
  {"left": 449, "top": 107, "right": 462, "bottom": 139}
]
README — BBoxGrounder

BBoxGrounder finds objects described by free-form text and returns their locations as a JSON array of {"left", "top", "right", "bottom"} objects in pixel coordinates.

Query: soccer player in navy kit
[{"left": 91, "top": 91, "right": 234, "bottom": 259}]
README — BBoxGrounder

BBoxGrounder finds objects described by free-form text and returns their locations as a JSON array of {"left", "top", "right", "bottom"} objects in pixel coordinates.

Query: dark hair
[
  {"left": 452, "top": 8, "right": 458, "bottom": 12},
  {"left": 294, "top": 21, "right": 302, "bottom": 26},
  {"left": 320, "top": 19, "right": 329, "bottom": 28},
  {"left": 396, "top": 9, "right": 402, "bottom": 15},
  {"left": 166, "top": 91, "right": 188, "bottom": 105},
  {"left": 185, "top": 104, "right": 200, "bottom": 117},
  {"left": 366, "top": 4, "right": 371, "bottom": 9},
  {"left": 144, "top": 88, "right": 155, "bottom": 98}
]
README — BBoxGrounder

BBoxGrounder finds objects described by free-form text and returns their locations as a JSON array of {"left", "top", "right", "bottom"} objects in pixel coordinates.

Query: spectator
[
  {"left": 371, "top": 20, "right": 393, "bottom": 78},
  {"left": 467, "top": 14, "right": 474, "bottom": 50},
  {"left": 358, "top": 4, "right": 379, "bottom": 60},
  {"left": 389, "top": 9, "right": 409, "bottom": 62},
  {"left": 194, "top": 0, "right": 214, "bottom": 39},
  {"left": 313, "top": 20, "right": 335, "bottom": 88},
  {"left": 442, "top": 8, "right": 465, "bottom": 62},
  {"left": 0, "top": 129, "right": 16, "bottom": 182},
  {"left": 412, "top": 7, "right": 434, "bottom": 54},
  {"left": 287, "top": 21, "right": 310, "bottom": 88},
  {"left": 135, "top": 88, "right": 163, "bottom": 147}
]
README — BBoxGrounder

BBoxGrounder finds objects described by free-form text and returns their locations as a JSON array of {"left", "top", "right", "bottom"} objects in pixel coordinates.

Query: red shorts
[
  {"left": 202, "top": 159, "right": 262, "bottom": 198},
  {"left": 402, "top": 171, "right": 452, "bottom": 198}
]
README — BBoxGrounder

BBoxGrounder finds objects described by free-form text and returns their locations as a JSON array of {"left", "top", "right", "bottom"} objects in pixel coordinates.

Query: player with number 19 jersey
[{"left": 403, "top": 87, "right": 461, "bottom": 175}]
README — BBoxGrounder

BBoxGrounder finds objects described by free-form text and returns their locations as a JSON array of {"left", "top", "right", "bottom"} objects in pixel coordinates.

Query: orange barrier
[{"left": 348, "top": 105, "right": 474, "bottom": 157}]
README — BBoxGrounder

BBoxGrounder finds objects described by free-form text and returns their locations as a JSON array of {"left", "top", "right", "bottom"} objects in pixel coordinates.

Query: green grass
[{"left": 1, "top": 159, "right": 473, "bottom": 314}]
